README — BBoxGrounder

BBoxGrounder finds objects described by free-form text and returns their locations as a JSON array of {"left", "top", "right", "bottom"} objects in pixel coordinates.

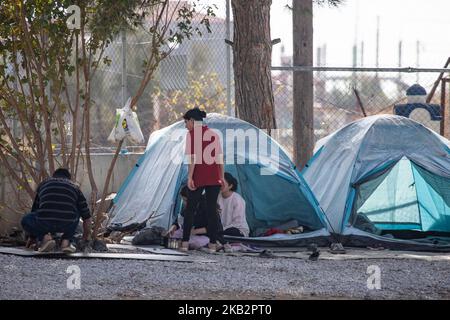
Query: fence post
[
  {"left": 293, "top": 0, "right": 314, "bottom": 170},
  {"left": 121, "top": 29, "right": 128, "bottom": 152},
  {"left": 226, "top": 0, "right": 232, "bottom": 116},
  {"left": 121, "top": 29, "right": 128, "bottom": 106}
]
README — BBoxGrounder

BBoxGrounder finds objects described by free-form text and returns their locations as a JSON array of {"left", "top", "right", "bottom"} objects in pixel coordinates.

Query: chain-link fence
[
  {"left": 89, "top": 3, "right": 233, "bottom": 153},
  {"left": 273, "top": 67, "right": 450, "bottom": 157},
  {"left": 84, "top": 1, "right": 450, "bottom": 160}
]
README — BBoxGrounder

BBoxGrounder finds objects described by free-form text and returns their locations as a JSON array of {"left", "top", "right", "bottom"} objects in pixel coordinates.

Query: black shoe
[
  {"left": 308, "top": 250, "right": 320, "bottom": 261},
  {"left": 259, "top": 249, "right": 276, "bottom": 259}
]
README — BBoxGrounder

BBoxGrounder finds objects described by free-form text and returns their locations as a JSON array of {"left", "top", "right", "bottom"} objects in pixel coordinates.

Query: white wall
[{"left": 0, "top": 153, "right": 143, "bottom": 235}]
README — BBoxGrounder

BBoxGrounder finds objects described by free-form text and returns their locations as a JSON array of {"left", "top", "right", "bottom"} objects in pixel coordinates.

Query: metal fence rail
[
  {"left": 87, "top": 12, "right": 234, "bottom": 152},
  {"left": 67, "top": 1, "right": 450, "bottom": 159},
  {"left": 272, "top": 66, "right": 450, "bottom": 73},
  {"left": 272, "top": 67, "right": 449, "bottom": 156}
]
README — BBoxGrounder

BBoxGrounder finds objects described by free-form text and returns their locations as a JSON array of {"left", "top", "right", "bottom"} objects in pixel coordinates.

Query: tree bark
[
  {"left": 231, "top": 0, "right": 276, "bottom": 132},
  {"left": 293, "top": 0, "right": 314, "bottom": 169},
  {"left": 80, "top": 11, "right": 98, "bottom": 215},
  {"left": 93, "top": 139, "right": 124, "bottom": 238}
]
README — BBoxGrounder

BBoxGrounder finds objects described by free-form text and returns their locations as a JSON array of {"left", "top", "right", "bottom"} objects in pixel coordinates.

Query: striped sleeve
[
  {"left": 31, "top": 184, "right": 41, "bottom": 212},
  {"left": 77, "top": 189, "right": 91, "bottom": 220}
]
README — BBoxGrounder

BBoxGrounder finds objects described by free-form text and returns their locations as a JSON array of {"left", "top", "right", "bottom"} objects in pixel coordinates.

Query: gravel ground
[{"left": 1, "top": 251, "right": 450, "bottom": 300}]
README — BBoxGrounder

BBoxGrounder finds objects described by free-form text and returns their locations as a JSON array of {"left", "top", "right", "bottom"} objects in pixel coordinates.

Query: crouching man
[{"left": 21, "top": 168, "right": 92, "bottom": 253}]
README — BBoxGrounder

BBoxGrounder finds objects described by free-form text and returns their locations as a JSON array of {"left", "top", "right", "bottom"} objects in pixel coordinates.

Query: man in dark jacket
[{"left": 21, "top": 168, "right": 92, "bottom": 253}]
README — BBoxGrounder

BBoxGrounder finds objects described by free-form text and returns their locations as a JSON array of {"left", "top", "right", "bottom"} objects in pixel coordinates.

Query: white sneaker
[{"left": 62, "top": 244, "right": 77, "bottom": 254}]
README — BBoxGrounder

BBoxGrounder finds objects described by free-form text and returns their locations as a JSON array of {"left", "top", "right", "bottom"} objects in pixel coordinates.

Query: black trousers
[
  {"left": 217, "top": 227, "right": 245, "bottom": 245},
  {"left": 21, "top": 212, "right": 79, "bottom": 241},
  {"left": 222, "top": 227, "right": 244, "bottom": 237},
  {"left": 183, "top": 185, "right": 221, "bottom": 243}
]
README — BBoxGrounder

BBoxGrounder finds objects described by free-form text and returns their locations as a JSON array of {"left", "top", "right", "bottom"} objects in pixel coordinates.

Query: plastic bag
[{"left": 107, "top": 97, "right": 144, "bottom": 144}]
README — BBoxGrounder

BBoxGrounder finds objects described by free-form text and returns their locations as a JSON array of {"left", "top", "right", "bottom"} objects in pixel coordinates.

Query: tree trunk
[
  {"left": 231, "top": 0, "right": 276, "bottom": 132},
  {"left": 293, "top": 0, "right": 314, "bottom": 169}
]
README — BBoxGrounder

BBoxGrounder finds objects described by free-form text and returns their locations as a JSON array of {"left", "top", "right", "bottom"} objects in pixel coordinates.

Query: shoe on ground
[
  {"left": 309, "top": 250, "right": 320, "bottom": 261},
  {"left": 199, "top": 246, "right": 217, "bottom": 254},
  {"left": 61, "top": 244, "right": 77, "bottom": 254},
  {"left": 329, "top": 243, "right": 346, "bottom": 254},
  {"left": 259, "top": 249, "right": 276, "bottom": 258},
  {"left": 215, "top": 241, "right": 232, "bottom": 253},
  {"left": 38, "top": 239, "right": 56, "bottom": 253}
]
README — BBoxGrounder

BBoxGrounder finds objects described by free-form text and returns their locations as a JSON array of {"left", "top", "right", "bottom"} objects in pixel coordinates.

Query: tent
[
  {"left": 303, "top": 115, "right": 450, "bottom": 250},
  {"left": 108, "top": 113, "right": 329, "bottom": 246}
]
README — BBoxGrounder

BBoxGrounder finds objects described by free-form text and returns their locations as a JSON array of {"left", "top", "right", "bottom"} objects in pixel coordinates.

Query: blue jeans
[{"left": 21, "top": 212, "right": 79, "bottom": 241}]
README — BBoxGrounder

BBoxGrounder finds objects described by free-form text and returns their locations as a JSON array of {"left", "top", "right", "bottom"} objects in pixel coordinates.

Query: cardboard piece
[{"left": 0, "top": 246, "right": 215, "bottom": 263}]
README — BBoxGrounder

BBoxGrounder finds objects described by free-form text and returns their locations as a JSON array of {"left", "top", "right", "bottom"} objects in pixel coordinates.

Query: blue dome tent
[
  {"left": 304, "top": 115, "right": 450, "bottom": 251},
  {"left": 108, "top": 114, "right": 330, "bottom": 246}
]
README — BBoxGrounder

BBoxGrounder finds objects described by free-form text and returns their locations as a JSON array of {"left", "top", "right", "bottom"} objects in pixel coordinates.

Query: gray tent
[{"left": 303, "top": 115, "right": 450, "bottom": 251}]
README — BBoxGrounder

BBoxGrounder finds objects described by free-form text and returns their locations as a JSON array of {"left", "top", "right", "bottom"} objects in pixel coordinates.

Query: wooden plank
[{"left": 427, "top": 57, "right": 450, "bottom": 103}]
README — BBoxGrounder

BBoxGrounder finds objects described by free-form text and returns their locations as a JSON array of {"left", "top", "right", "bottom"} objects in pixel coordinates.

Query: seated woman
[
  {"left": 217, "top": 172, "right": 249, "bottom": 238},
  {"left": 166, "top": 186, "right": 210, "bottom": 250}
]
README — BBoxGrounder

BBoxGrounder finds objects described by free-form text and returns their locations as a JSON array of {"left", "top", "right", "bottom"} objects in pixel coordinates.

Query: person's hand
[
  {"left": 25, "top": 237, "right": 37, "bottom": 249},
  {"left": 190, "top": 228, "right": 197, "bottom": 236},
  {"left": 188, "top": 177, "right": 196, "bottom": 191},
  {"left": 165, "top": 225, "right": 177, "bottom": 237}
]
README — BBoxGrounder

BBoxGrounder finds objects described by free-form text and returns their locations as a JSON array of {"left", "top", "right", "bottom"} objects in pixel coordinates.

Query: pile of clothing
[{"left": 253, "top": 220, "right": 306, "bottom": 237}]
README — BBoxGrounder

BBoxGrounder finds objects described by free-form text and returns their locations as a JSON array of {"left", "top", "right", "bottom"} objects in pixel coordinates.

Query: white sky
[{"left": 200, "top": 0, "right": 450, "bottom": 68}]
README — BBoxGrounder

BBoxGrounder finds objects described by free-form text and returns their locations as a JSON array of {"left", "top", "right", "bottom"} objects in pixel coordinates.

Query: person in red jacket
[{"left": 182, "top": 108, "right": 224, "bottom": 252}]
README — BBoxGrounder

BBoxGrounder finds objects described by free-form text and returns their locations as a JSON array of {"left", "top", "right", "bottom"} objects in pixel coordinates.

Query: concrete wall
[
  {"left": 0, "top": 152, "right": 143, "bottom": 235},
  {"left": 0, "top": 170, "right": 28, "bottom": 236},
  {"left": 75, "top": 153, "right": 142, "bottom": 202}
]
